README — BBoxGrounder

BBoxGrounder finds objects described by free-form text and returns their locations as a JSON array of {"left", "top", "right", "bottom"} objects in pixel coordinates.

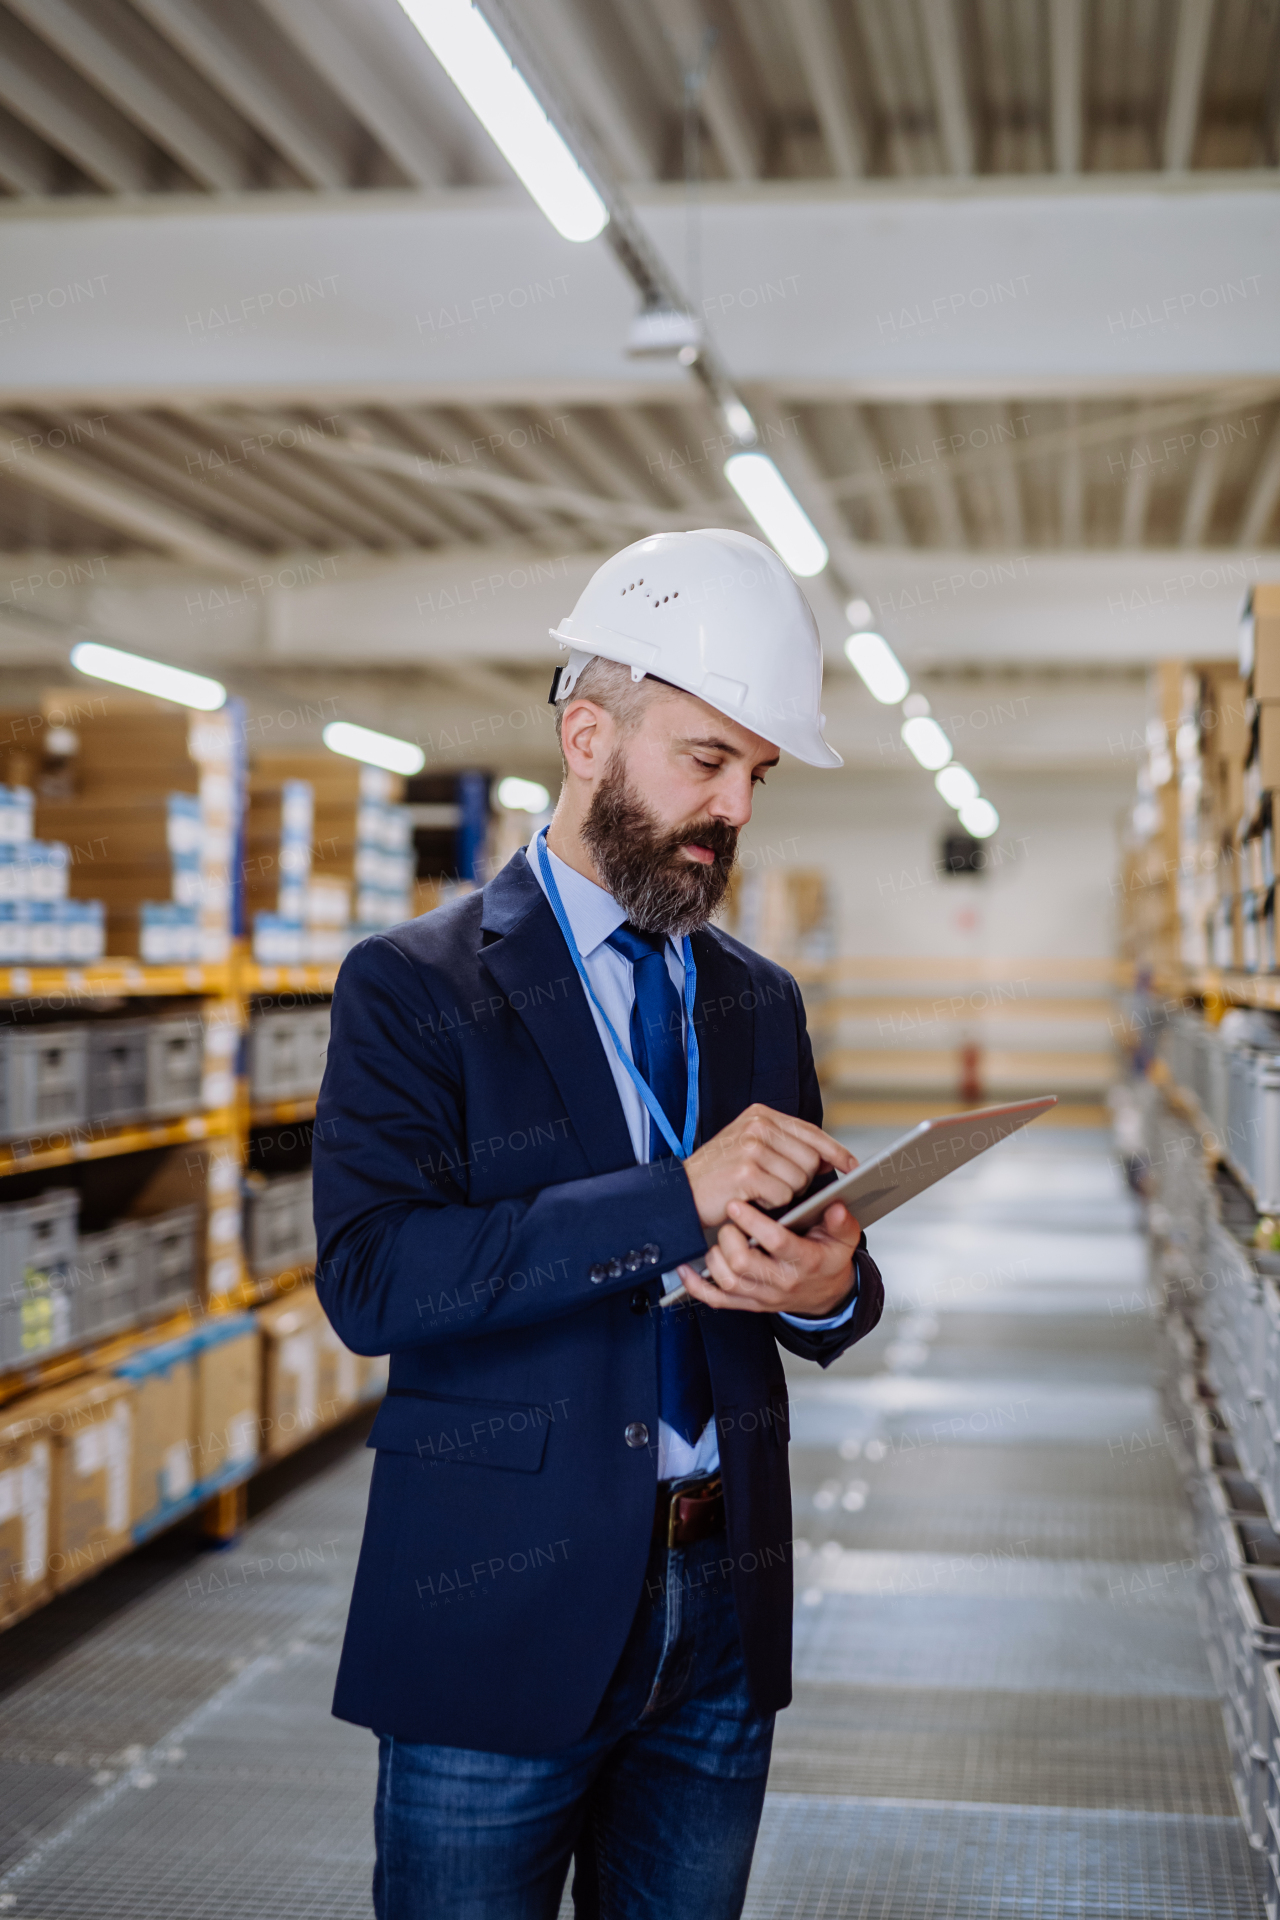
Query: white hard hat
[{"left": 549, "top": 528, "right": 841, "bottom": 768}]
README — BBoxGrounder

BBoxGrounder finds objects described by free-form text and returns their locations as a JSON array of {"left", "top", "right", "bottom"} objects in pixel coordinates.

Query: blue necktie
[{"left": 606, "top": 923, "right": 714, "bottom": 1447}]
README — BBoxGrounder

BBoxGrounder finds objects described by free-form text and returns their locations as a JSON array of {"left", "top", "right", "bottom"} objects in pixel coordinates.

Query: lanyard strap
[{"left": 535, "top": 828, "right": 699, "bottom": 1161}]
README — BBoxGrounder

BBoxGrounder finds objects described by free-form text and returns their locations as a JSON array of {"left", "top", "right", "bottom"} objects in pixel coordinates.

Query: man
[{"left": 314, "top": 527, "right": 884, "bottom": 1920}]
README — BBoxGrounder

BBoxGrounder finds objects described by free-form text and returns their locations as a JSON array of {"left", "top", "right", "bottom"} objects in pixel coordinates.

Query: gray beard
[{"left": 580, "top": 753, "right": 738, "bottom": 937}]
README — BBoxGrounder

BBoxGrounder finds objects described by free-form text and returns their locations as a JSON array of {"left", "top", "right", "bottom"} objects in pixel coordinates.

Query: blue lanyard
[{"left": 535, "top": 828, "right": 699, "bottom": 1161}]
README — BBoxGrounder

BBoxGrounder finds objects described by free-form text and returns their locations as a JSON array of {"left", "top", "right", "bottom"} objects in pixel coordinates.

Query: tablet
[
  {"left": 666, "top": 1096, "right": 1056, "bottom": 1300},
  {"left": 774, "top": 1095, "right": 1058, "bottom": 1236}
]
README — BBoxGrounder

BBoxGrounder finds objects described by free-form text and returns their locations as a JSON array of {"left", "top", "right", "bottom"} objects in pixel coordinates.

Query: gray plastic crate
[
  {"left": 248, "top": 1009, "right": 304, "bottom": 1102},
  {"left": 1227, "top": 1567, "right": 1280, "bottom": 1846},
  {"left": 145, "top": 1013, "right": 204, "bottom": 1118},
  {"left": 0, "top": 1187, "right": 79, "bottom": 1369},
  {"left": 3, "top": 1025, "right": 88, "bottom": 1140},
  {"left": 1264, "top": 1662, "right": 1280, "bottom": 1918},
  {"left": 87, "top": 1017, "right": 149, "bottom": 1126},
  {"left": 245, "top": 1172, "right": 313, "bottom": 1278},
  {"left": 298, "top": 1005, "right": 330, "bottom": 1093},
  {"left": 74, "top": 1220, "right": 149, "bottom": 1340},
  {"left": 146, "top": 1204, "right": 200, "bottom": 1310}
]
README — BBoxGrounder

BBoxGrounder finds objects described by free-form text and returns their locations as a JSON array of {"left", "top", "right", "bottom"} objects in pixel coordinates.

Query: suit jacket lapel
[
  {"left": 478, "top": 852, "right": 636, "bottom": 1178},
  {"left": 689, "top": 927, "right": 755, "bottom": 1144}
]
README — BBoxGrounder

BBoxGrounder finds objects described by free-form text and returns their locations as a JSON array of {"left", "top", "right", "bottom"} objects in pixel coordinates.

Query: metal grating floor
[
  {"left": 742, "top": 1797, "right": 1265, "bottom": 1920},
  {"left": 0, "top": 1132, "right": 1259, "bottom": 1918}
]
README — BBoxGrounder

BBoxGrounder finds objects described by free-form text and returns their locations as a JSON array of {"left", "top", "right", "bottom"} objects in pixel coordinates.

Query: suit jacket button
[
  {"left": 629, "top": 1289, "right": 648, "bottom": 1314},
  {"left": 623, "top": 1249, "right": 643, "bottom": 1273},
  {"left": 641, "top": 1243, "right": 661, "bottom": 1263},
  {"left": 588, "top": 1264, "right": 607, "bottom": 1283},
  {"left": 624, "top": 1422, "right": 649, "bottom": 1448},
  {"left": 605, "top": 1257, "right": 623, "bottom": 1279}
]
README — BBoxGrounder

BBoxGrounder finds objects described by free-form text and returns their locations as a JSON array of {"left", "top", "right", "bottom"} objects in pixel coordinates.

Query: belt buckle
[{"left": 666, "top": 1473, "right": 721, "bottom": 1548}]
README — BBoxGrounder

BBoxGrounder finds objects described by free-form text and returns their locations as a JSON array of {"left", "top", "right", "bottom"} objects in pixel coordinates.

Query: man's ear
[{"left": 559, "top": 698, "right": 612, "bottom": 780}]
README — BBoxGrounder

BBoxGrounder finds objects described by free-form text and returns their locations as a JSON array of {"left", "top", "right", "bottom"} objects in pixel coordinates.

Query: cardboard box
[
  {"left": 257, "top": 1286, "right": 325, "bottom": 1460},
  {"left": 0, "top": 1412, "right": 51, "bottom": 1626},
  {"left": 2, "top": 1375, "right": 133, "bottom": 1593},
  {"left": 113, "top": 1332, "right": 197, "bottom": 1535},
  {"left": 1257, "top": 705, "right": 1280, "bottom": 789},
  {"left": 192, "top": 1313, "right": 260, "bottom": 1492},
  {"left": 357, "top": 1353, "right": 390, "bottom": 1403},
  {"left": 318, "top": 1315, "right": 361, "bottom": 1423},
  {"left": 1201, "top": 671, "right": 1249, "bottom": 755}
]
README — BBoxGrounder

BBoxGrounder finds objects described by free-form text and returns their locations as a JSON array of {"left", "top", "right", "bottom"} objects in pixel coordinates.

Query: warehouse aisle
[
  {"left": 0, "top": 1131, "right": 1263, "bottom": 1918},
  {"left": 763, "top": 1126, "right": 1263, "bottom": 1919}
]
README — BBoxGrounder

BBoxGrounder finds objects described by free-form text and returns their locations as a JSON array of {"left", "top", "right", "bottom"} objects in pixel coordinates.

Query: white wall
[{"left": 738, "top": 764, "right": 1130, "bottom": 961}]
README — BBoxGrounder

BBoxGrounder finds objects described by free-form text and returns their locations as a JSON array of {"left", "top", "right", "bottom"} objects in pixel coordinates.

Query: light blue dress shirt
[{"left": 529, "top": 834, "right": 857, "bottom": 1479}]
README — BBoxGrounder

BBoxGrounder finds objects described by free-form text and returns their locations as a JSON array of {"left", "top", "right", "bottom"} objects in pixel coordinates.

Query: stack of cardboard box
[
  {"left": 1238, "top": 585, "right": 1280, "bottom": 971},
  {"left": 244, "top": 775, "right": 316, "bottom": 962},
  {"left": 257, "top": 1281, "right": 386, "bottom": 1461},
  {"left": 34, "top": 692, "right": 237, "bottom": 964},
  {"left": 253, "top": 752, "right": 413, "bottom": 957},
  {"left": 1194, "top": 662, "right": 1248, "bottom": 968}
]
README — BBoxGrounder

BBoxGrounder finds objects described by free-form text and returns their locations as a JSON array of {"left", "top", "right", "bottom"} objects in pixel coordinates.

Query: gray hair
[{"left": 554, "top": 656, "right": 665, "bottom": 769}]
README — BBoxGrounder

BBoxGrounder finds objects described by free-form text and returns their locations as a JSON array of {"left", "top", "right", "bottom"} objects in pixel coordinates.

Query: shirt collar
[
  {"left": 529, "top": 829, "right": 627, "bottom": 960},
  {"left": 529, "top": 828, "right": 681, "bottom": 964}
]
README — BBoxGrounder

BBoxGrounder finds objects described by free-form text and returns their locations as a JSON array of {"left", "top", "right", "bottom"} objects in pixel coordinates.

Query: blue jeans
[{"left": 372, "top": 1519, "right": 775, "bottom": 1919}]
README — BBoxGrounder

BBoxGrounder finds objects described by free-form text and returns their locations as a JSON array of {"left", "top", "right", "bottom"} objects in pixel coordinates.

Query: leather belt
[{"left": 652, "top": 1473, "right": 724, "bottom": 1551}]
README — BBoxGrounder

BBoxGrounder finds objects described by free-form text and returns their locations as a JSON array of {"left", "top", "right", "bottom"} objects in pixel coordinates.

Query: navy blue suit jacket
[{"left": 313, "top": 849, "right": 883, "bottom": 1753}]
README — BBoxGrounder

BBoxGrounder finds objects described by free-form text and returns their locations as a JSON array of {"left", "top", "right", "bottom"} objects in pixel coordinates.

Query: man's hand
[
  {"left": 677, "top": 1198, "right": 862, "bottom": 1318},
  {"left": 681, "top": 1103, "right": 855, "bottom": 1230}
]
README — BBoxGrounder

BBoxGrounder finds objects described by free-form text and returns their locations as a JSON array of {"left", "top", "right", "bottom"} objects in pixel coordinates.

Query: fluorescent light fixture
[
  {"left": 395, "top": 0, "right": 607, "bottom": 243},
  {"left": 626, "top": 303, "right": 701, "bottom": 358},
  {"left": 901, "top": 715, "right": 953, "bottom": 772},
  {"left": 723, "top": 452, "right": 828, "bottom": 577},
  {"left": 901, "top": 691, "right": 931, "bottom": 719},
  {"left": 959, "top": 796, "right": 999, "bottom": 839},
  {"left": 844, "top": 630, "right": 909, "bottom": 705},
  {"left": 496, "top": 775, "right": 550, "bottom": 813},
  {"left": 323, "top": 720, "right": 425, "bottom": 776},
  {"left": 845, "top": 596, "right": 872, "bottom": 628},
  {"left": 935, "top": 764, "right": 979, "bottom": 808},
  {"left": 722, "top": 398, "right": 757, "bottom": 446},
  {"left": 70, "top": 640, "right": 225, "bottom": 711}
]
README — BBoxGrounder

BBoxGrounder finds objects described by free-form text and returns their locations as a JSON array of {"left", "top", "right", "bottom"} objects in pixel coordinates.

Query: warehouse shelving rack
[{"left": 0, "top": 947, "right": 344, "bottom": 1562}]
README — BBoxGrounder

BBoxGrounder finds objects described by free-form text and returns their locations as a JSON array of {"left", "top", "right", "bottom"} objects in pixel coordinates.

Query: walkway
[{"left": 0, "top": 1130, "right": 1260, "bottom": 1917}]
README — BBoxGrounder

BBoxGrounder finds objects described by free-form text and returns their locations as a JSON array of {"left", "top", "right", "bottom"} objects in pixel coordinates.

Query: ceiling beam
[
  {"left": 0, "top": 420, "right": 264, "bottom": 571},
  {"left": 1163, "top": 0, "right": 1214, "bottom": 171},
  {"left": 285, "top": 425, "right": 700, "bottom": 534},
  {"left": 0, "top": 14, "right": 152, "bottom": 191},
  {"left": 1059, "top": 400, "right": 1084, "bottom": 545},
  {"left": 919, "top": 0, "right": 975, "bottom": 176},
  {"left": 3, "top": 0, "right": 250, "bottom": 192},
  {"left": 129, "top": 0, "right": 351, "bottom": 189},
  {"left": 837, "top": 406, "right": 909, "bottom": 545},
  {"left": 522, "top": 0, "right": 660, "bottom": 182},
  {"left": 902, "top": 404, "right": 968, "bottom": 545},
  {"left": 1048, "top": 0, "right": 1084, "bottom": 173},
  {"left": 0, "top": 189, "right": 1277, "bottom": 405},
  {"left": 122, "top": 411, "right": 341, "bottom": 547},
  {"left": 783, "top": 0, "right": 864, "bottom": 179},
  {"left": 1239, "top": 418, "right": 1280, "bottom": 547},
  {"left": 1119, "top": 452, "right": 1152, "bottom": 546},
  {"left": 0, "top": 108, "right": 55, "bottom": 194},
  {"left": 832, "top": 387, "right": 1280, "bottom": 501},
  {"left": 647, "top": 0, "right": 762, "bottom": 181},
  {"left": 256, "top": 0, "right": 447, "bottom": 188},
  {"left": 178, "top": 408, "right": 399, "bottom": 547},
  {"left": 22, "top": 546, "right": 1275, "bottom": 674},
  {"left": 1179, "top": 436, "right": 1228, "bottom": 545}
]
